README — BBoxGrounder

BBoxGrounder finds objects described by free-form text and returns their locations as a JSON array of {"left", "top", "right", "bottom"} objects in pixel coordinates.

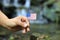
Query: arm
[
  {"left": 0, "top": 10, "right": 16, "bottom": 28},
  {"left": 0, "top": 10, "right": 8, "bottom": 25},
  {"left": 0, "top": 10, "right": 30, "bottom": 33}
]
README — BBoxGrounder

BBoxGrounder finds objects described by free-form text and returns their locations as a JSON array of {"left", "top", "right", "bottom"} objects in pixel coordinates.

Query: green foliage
[
  {"left": 19, "top": 6, "right": 27, "bottom": 9},
  {"left": 31, "top": 0, "right": 40, "bottom": 6}
]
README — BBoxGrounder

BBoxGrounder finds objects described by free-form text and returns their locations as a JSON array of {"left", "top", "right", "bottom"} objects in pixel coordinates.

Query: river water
[{"left": 15, "top": 23, "right": 60, "bottom": 40}]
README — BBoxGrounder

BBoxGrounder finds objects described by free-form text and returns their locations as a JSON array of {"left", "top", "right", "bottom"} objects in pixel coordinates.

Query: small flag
[{"left": 27, "top": 13, "right": 37, "bottom": 20}]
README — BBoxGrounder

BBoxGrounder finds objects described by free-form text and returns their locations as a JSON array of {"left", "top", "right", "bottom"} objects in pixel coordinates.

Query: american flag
[{"left": 27, "top": 13, "right": 37, "bottom": 20}]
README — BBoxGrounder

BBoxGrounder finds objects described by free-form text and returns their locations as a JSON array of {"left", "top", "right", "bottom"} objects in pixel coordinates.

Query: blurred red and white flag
[{"left": 27, "top": 13, "right": 37, "bottom": 20}]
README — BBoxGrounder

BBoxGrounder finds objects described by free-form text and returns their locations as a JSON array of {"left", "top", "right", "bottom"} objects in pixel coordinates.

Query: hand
[{"left": 5, "top": 16, "right": 30, "bottom": 33}]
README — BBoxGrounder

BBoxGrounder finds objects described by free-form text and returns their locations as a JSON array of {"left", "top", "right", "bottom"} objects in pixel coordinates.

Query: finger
[
  {"left": 22, "top": 29, "right": 26, "bottom": 33},
  {"left": 22, "top": 26, "right": 30, "bottom": 33},
  {"left": 22, "top": 20, "right": 30, "bottom": 28},
  {"left": 17, "top": 19, "right": 25, "bottom": 27},
  {"left": 18, "top": 21, "right": 29, "bottom": 28},
  {"left": 24, "top": 18, "right": 30, "bottom": 27},
  {"left": 24, "top": 22, "right": 28, "bottom": 27},
  {"left": 27, "top": 28, "right": 30, "bottom": 32},
  {"left": 16, "top": 16, "right": 30, "bottom": 28},
  {"left": 21, "top": 16, "right": 29, "bottom": 23}
]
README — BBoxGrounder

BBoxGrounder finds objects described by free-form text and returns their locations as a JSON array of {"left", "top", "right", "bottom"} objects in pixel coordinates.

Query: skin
[{"left": 0, "top": 10, "right": 30, "bottom": 33}]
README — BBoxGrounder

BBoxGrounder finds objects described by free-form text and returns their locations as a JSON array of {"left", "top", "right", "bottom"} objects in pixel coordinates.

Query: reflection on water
[{"left": 30, "top": 23, "right": 56, "bottom": 33}]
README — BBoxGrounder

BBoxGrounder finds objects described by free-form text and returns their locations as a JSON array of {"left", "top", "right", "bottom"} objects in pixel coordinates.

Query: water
[
  {"left": 15, "top": 23, "right": 60, "bottom": 40},
  {"left": 0, "top": 23, "right": 60, "bottom": 40}
]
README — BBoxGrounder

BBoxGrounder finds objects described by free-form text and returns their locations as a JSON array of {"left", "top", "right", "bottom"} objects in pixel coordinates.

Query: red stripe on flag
[{"left": 28, "top": 13, "right": 37, "bottom": 20}]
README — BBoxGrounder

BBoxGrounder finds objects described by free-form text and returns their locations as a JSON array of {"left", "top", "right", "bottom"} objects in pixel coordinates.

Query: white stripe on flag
[{"left": 28, "top": 13, "right": 37, "bottom": 20}]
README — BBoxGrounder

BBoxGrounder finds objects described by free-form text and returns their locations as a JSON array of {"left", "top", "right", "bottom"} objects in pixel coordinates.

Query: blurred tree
[
  {"left": 55, "top": 1, "right": 60, "bottom": 12},
  {"left": 0, "top": 3, "right": 3, "bottom": 11},
  {"left": 3, "top": 6, "right": 16, "bottom": 18},
  {"left": 18, "top": 0, "right": 26, "bottom": 5},
  {"left": 31, "top": 0, "right": 48, "bottom": 6}
]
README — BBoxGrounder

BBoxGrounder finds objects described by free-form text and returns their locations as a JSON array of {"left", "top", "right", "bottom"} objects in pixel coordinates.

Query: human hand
[{"left": 5, "top": 16, "right": 30, "bottom": 33}]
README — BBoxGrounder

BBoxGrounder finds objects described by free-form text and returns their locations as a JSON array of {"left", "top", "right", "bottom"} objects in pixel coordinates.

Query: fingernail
[{"left": 24, "top": 23, "right": 28, "bottom": 27}]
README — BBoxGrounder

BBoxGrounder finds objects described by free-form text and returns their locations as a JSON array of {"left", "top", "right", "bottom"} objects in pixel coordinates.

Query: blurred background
[{"left": 0, "top": 0, "right": 60, "bottom": 40}]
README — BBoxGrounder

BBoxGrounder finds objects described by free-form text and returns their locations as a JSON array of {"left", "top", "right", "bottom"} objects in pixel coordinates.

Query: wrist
[{"left": 1, "top": 19, "right": 16, "bottom": 28}]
